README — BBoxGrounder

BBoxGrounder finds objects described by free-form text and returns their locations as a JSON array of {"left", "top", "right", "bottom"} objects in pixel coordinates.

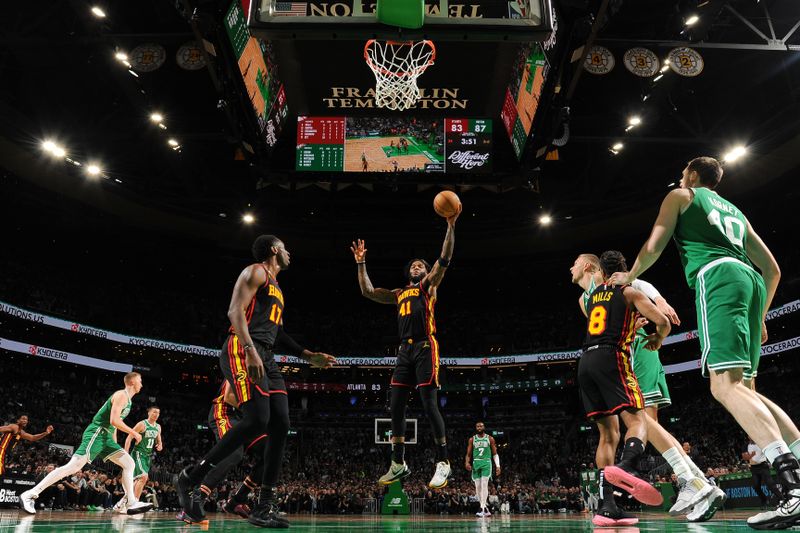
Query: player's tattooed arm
[
  {"left": 351, "top": 239, "right": 397, "bottom": 304},
  {"left": 423, "top": 207, "right": 461, "bottom": 289}
]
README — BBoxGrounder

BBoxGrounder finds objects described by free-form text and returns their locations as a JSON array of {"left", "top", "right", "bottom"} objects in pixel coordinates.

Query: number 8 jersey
[
  {"left": 674, "top": 187, "right": 753, "bottom": 289},
  {"left": 582, "top": 283, "right": 637, "bottom": 354}
]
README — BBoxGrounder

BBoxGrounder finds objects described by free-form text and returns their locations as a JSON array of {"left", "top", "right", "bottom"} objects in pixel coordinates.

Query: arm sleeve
[
  {"left": 631, "top": 279, "right": 662, "bottom": 302},
  {"left": 276, "top": 328, "right": 305, "bottom": 357}
]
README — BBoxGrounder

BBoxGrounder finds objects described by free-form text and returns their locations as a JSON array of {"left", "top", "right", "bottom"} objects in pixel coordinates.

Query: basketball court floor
[{"left": 0, "top": 510, "right": 771, "bottom": 532}]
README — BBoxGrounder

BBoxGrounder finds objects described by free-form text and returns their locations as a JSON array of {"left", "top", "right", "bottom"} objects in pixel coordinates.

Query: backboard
[{"left": 249, "top": 0, "right": 553, "bottom": 42}]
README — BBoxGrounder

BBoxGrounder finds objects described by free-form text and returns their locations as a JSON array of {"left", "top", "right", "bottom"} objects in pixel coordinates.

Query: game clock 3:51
[{"left": 445, "top": 119, "right": 492, "bottom": 173}]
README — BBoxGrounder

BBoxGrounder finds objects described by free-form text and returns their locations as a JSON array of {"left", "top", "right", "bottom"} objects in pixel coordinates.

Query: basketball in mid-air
[{"left": 434, "top": 191, "right": 461, "bottom": 218}]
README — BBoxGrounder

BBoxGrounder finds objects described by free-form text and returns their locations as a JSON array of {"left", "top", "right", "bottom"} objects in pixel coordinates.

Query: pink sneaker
[{"left": 604, "top": 465, "right": 663, "bottom": 506}]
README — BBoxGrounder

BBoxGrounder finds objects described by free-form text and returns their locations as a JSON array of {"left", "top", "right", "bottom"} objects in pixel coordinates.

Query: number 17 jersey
[{"left": 674, "top": 187, "right": 753, "bottom": 289}]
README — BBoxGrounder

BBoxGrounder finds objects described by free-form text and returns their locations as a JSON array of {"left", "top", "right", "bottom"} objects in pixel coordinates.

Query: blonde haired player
[
  {"left": 20, "top": 372, "right": 153, "bottom": 515},
  {"left": 465, "top": 421, "right": 500, "bottom": 517}
]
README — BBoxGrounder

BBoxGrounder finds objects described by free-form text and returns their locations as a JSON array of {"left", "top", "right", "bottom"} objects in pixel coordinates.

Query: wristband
[
  {"left": 493, "top": 454, "right": 500, "bottom": 468},
  {"left": 356, "top": 261, "right": 365, "bottom": 265},
  {"left": 243, "top": 344, "right": 255, "bottom": 352},
  {"left": 437, "top": 257, "right": 450, "bottom": 267}
]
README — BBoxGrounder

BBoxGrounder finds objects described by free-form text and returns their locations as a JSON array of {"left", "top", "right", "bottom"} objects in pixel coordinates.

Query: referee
[{"left": 744, "top": 439, "right": 782, "bottom": 509}]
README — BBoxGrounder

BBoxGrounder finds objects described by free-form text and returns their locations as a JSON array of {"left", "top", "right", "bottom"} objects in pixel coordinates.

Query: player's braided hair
[
  {"left": 252, "top": 235, "right": 281, "bottom": 262},
  {"left": 599, "top": 250, "right": 627, "bottom": 278}
]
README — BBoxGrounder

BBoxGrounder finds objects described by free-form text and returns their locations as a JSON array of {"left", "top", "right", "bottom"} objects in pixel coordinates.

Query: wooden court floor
[{"left": 0, "top": 509, "right": 770, "bottom": 532}]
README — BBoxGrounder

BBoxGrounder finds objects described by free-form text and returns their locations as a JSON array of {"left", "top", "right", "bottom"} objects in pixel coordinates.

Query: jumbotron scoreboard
[{"left": 296, "top": 116, "right": 492, "bottom": 173}]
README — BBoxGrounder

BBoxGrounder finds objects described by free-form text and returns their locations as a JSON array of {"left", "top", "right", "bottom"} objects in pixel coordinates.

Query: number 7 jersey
[{"left": 674, "top": 187, "right": 754, "bottom": 289}]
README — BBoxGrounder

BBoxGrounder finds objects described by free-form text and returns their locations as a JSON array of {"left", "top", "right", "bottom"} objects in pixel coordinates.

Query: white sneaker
[
  {"left": 475, "top": 510, "right": 485, "bottom": 517},
  {"left": 378, "top": 461, "right": 411, "bottom": 485},
  {"left": 126, "top": 500, "right": 153, "bottom": 515},
  {"left": 19, "top": 490, "right": 37, "bottom": 514},
  {"left": 747, "top": 488, "right": 800, "bottom": 530},
  {"left": 428, "top": 461, "right": 451, "bottom": 489},
  {"left": 483, "top": 508, "right": 492, "bottom": 516},
  {"left": 687, "top": 486, "right": 726, "bottom": 523},
  {"left": 670, "top": 477, "right": 714, "bottom": 515},
  {"left": 113, "top": 496, "right": 128, "bottom": 514}
]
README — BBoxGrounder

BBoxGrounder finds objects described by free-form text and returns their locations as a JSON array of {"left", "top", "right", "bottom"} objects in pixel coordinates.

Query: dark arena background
[{"left": 2, "top": 0, "right": 800, "bottom": 531}]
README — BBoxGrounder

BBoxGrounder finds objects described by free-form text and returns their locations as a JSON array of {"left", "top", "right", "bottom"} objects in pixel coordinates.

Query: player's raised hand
[
  {"left": 46, "top": 425, "right": 54, "bottom": 434},
  {"left": 607, "top": 271, "right": 632, "bottom": 286},
  {"left": 655, "top": 297, "right": 681, "bottom": 326},
  {"left": 309, "top": 352, "right": 337, "bottom": 369},
  {"left": 446, "top": 204, "right": 462, "bottom": 226},
  {"left": 350, "top": 239, "right": 367, "bottom": 263}
]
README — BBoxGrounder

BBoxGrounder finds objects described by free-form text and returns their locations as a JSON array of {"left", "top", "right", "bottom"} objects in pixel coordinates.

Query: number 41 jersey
[
  {"left": 583, "top": 283, "right": 637, "bottom": 354},
  {"left": 674, "top": 187, "right": 754, "bottom": 289}
]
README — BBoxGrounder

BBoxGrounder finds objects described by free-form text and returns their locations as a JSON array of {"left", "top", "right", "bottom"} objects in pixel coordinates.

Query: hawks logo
[
  {"left": 218, "top": 419, "right": 227, "bottom": 429},
  {"left": 235, "top": 369, "right": 248, "bottom": 382}
]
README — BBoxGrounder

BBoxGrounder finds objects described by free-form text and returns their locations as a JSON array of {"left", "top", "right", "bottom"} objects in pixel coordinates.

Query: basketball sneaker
[
  {"left": 670, "top": 477, "right": 714, "bottom": 515},
  {"left": 113, "top": 496, "right": 127, "bottom": 514},
  {"left": 378, "top": 461, "right": 411, "bottom": 485},
  {"left": 483, "top": 508, "right": 492, "bottom": 517},
  {"left": 604, "top": 464, "right": 663, "bottom": 506},
  {"left": 591, "top": 506, "right": 639, "bottom": 527},
  {"left": 223, "top": 497, "right": 251, "bottom": 518},
  {"left": 746, "top": 488, "right": 800, "bottom": 530},
  {"left": 428, "top": 460, "right": 451, "bottom": 489},
  {"left": 687, "top": 486, "right": 726, "bottom": 523},
  {"left": 126, "top": 501, "right": 153, "bottom": 515},
  {"left": 475, "top": 509, "right": 485, "bottom": 517},
  {"left": 248, "top": 503, "right": 290, "bottom": 528},
  {"left": 19, "top": 490, "right": 37, "bottom": 514}
]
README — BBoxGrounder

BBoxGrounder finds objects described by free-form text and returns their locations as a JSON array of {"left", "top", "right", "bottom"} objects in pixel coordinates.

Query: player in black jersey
[
  {"left": 579, "top": 251, "right": 671, "bottom": 526},
  {"left": 177, "top": 235, "right": 336, "bottom": 528},
  {"left": 0, "top": 416, "right": 53, "bottom": 477},
  {"left": 351, "top": 205, "right": 460, "bottom": 490}
]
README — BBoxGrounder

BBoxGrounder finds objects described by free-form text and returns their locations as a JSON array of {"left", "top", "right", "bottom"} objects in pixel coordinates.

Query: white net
[{"left": 364, "top": 40, "right": 436, "bottom": 111}]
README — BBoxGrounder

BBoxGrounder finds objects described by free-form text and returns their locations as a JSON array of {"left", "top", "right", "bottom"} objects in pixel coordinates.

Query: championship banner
[{"left": 0, "top": 337, "right": 133, "bottom": 373}]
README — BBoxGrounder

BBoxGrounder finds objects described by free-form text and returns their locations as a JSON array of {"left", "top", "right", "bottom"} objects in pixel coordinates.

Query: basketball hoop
[{"left": 364, "top": 40, "right": 436, "bottom": 111}]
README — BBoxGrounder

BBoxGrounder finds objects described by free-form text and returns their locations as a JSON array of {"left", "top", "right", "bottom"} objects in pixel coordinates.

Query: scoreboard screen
[{"left": 296, "top": 116, "right": 492, "bottom": 173}]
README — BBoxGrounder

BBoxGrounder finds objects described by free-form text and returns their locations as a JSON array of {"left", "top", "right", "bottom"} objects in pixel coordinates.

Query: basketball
[{"left": 434, "top": 191, "right": 461, "bottom": 218}]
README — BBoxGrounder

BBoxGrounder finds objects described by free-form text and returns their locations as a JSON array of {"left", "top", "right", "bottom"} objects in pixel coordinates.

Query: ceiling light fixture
[{"left": 91, "top": 6, "right": 106, "bottom": 18}]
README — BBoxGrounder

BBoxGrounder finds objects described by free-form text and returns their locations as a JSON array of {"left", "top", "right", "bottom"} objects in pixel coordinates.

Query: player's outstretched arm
[
  {"left": 609, "top": 189, "right": 691, "bottom": 285},
  {"left": 351, "top": 239, "right": 397, "bottom": 304},
  {"left": 423, "top": 206, "right": 461, "bottom": 290},
  {"left": 20, "top": 425, "right": 54, "bottom": 442},
  {"left": 624, "top": 287, "right": 671, "bottom": 351},
  {"left": 744, "top": 219, "right": 780, "bottom": 341},
  {"left": 276, "top": 327, "right": 337, "bottom": 369},
  {"left": 465, "top": 438, "right": 473, "bottom": 471}
]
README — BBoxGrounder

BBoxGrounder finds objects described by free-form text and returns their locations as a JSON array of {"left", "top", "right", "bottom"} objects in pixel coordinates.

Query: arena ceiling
[{"left": 1, "top": 0, "right": 799, "bottom": 255}]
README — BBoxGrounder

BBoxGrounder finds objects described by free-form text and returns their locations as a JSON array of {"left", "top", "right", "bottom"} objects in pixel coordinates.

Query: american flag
[{"left": 273, "top": 2, "right": 307, "bottom": 16}]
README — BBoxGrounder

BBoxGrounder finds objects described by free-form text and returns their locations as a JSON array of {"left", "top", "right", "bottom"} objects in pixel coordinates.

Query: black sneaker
[
  {"left": 174, "top": 469, "right": 204, "bottom": 524},
  {"left": 247, "top": 503, "right": 290, "bottom": 528},
  {"left": 190, "top": 488, "right": 207, "bottom": 521},
  {"left": 223, "top": 497, "right": 251, "bottom": 518}
]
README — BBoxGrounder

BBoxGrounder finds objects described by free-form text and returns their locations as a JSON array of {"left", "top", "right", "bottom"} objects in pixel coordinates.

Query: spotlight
[
  {"left": 91, "top": 6, "right": 106, "bottom": 18},
  {"left": 653, "top": 74, "right": 664, "bottom": 82},
  {"left": 86, "top": 164, "right": 101, "bottom": 176},
  {"left": 723, "top": 145, "right": 747, "bottom": 163},
  {"left": 115, "top": 52, "right": 127, "bottom": 61},
  {"left": 628, "top": 116, "right": 642, "bottom": 127},
  {"left": 150, "top": 113, "right": 163, "bottom": 123},
  {"left": 539, "top": 214, "right": 552, "bottom": 226},
  {"left": 168, "top": 139, "right": 179, "bottom": 147},
  {"left": 42, "top": 140, "right": 56, "bottom": 152},
  {"left": 660, "top": 65, "right": 669, "bottom": 73},
  {"left": 685, "top": 15, "right": 699, "bottom": 26},
  {"left": 612, "top": 142, "right": 624, "bottom": 151},
  {"left": 158, "top": 123, "right": 167, "bottom": 130},
  {"left": 128, "top": 70, "right": 138, "bottom": 77},
  {"left": 242, "top": 213, "right": 255, "bottom": 224}
]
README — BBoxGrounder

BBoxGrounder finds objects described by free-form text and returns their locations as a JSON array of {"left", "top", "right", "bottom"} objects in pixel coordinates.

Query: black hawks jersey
[
  {"left": 229, "top": 264, "right": 284, "bottom": 346},
  {"left": 583, "top": 283, "right": 637, "bottom": 354},
  {"left": 395, "top": 282, "right": 436, "bottom": 341}
]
